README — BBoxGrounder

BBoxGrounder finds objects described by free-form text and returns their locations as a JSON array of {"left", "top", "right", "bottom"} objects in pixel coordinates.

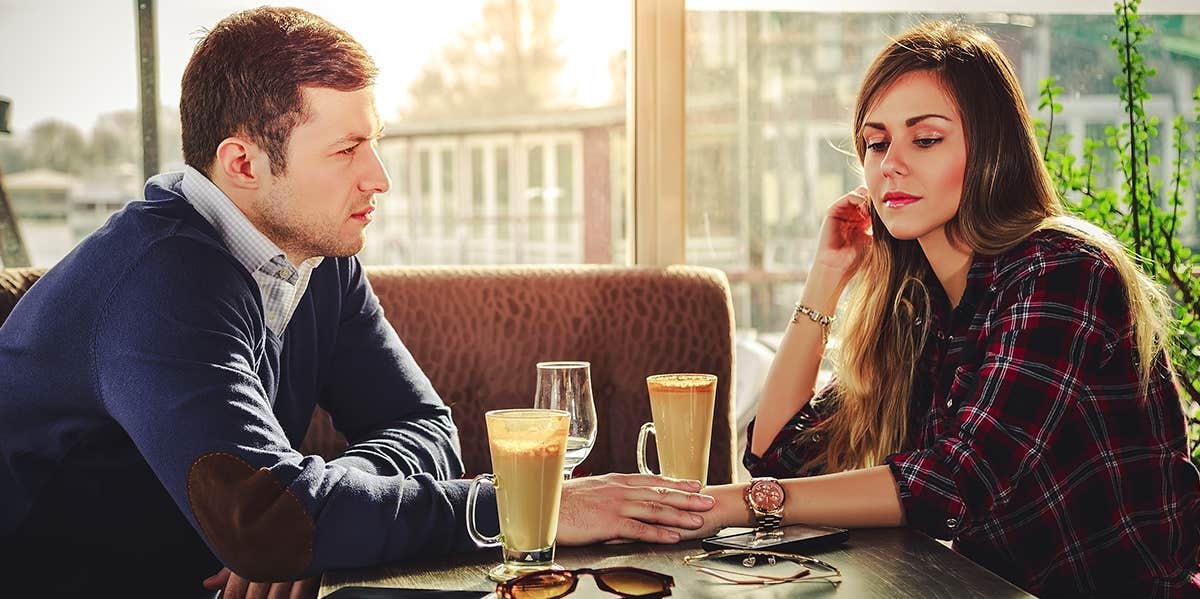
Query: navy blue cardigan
[{"left": 0, "top": 174, "right": 496, "bottom": 594}]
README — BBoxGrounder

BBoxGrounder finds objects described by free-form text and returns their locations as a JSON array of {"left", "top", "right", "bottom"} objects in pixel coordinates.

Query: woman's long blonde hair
[{"left": 807, "top": 21, "right": 1173, "bottom": 473}]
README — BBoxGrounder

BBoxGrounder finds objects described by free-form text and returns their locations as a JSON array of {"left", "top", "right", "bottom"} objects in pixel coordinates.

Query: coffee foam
[
  {"left": 492, "top": 437, "right": 567, "bottom": 457},
  {"left": 647, "top": 374, "right": 717, "bottom": 392}
]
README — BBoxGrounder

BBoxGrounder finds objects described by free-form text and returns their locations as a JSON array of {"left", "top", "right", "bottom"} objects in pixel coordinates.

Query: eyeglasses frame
[{"left": 681, "top": 548, "right": 842, "bottom": 586}]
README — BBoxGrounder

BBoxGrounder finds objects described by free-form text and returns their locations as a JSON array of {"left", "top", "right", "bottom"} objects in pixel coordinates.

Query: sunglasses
[{"left": 495, "top": 566, "right": 674, "bottom": 599}]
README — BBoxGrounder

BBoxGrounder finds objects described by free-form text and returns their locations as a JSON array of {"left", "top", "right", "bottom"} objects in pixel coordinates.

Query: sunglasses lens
[
  {"left": 596, "top": 569, "right": 671, "bottom": 596},
  {"left": 507, "top": 571, "right": 574, "bottom": 599}
]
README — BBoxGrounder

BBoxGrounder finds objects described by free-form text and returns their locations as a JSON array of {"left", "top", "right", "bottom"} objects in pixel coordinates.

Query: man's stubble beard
[{"left": 258, "top": 179, "right": 366, "bottom": 261}]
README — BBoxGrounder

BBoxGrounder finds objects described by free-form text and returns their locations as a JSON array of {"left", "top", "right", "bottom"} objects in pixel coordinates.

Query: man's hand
[
  {"left": 202, "top": 567, "right": 318, "bottom": 599},
  {"left": 555, "top": 473, "right": 715, "bottom": 545}
]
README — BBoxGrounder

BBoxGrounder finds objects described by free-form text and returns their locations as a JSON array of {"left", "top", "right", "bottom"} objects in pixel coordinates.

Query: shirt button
[
  {"left": 946, "top": 518, "right": 959, "bottom": 529},
  {"left": 945, "top": 399, "right": 953, "bottom": 408}
]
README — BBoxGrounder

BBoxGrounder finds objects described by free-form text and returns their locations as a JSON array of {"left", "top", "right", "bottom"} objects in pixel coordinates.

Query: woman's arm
[
  {"left": 751, "top": 187, "right": 872, "bottom": 455},
  {"left": 749, "top": 266, "right": 842, "bottom": 456},
  {"left": 687, "top": 466, "right": 906, "bottom": 539}
]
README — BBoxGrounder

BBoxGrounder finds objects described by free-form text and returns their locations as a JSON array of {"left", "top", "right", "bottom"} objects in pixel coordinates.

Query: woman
[{"left": 692, "top": 20, "right": 1200, "bottom": 598}]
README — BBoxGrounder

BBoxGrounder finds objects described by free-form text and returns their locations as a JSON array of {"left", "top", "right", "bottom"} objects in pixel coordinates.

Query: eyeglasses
[
  {"left": 682, "top": 548, "right": 842, "bottom": 586},
  {"left": 494, "top": 566, "right": 674, "bottom": 598}
]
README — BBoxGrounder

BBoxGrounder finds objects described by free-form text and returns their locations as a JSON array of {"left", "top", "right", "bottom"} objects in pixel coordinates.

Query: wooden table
[{"left": 320, "top": 528, "right": 1034, "bottom": 598}]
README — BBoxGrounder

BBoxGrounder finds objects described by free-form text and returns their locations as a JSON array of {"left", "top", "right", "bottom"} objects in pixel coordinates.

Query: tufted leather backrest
[{"left": 0, "top": 264, "right": 738, "bottom": 484}]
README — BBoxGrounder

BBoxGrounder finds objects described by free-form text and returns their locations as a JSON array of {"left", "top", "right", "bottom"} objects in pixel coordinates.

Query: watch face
[{"left": 750, "top": 480, "right": 784, "bottom": 511}]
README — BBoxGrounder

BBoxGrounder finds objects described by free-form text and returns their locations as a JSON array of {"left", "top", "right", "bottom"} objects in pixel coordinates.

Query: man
[{"left": 0, "top": 7, "right": 712, "bottom": 598}]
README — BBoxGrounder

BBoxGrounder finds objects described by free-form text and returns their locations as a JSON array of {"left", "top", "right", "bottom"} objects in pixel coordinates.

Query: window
[
  {"left": 682, "top": 4, "right": 1200, "bottom": 335},
  {"left": 0, "top": 0, "right": 629, "bottom": 268},
  {"left": 0, "top": 0, "right": 139, "bottom": 267},
  {"left": 3, "top": 1, "right": 1196, "bottom": 324},
  {"left": 497, "top": 147, "right": 512, "bottom": 241},
  {"left": 470, "top": 147, "right": 486, "bottom": 239}
]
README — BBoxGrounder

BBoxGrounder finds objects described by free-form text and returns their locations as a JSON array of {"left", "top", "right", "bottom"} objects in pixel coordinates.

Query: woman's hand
[
  {"left": 811, "top": 186, "right": 873, "bottom": 288},
  {"left": 672, "top": 483, "right": 745, "bottom": 541}
]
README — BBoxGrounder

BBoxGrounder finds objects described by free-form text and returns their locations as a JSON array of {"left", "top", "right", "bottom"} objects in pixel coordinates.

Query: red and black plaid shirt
[{"left": 746, "top": 229, "right": 1200, "bottom": 598}]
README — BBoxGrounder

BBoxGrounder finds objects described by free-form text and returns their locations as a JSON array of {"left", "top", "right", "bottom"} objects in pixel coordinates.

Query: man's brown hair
[{"left": 180, "top": 6, "right": 378, "bottom": 176}]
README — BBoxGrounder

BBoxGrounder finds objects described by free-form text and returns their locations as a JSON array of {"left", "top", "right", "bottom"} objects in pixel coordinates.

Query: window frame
[{"left": 630, "top": 0, "right": 687, "bottom": 266}]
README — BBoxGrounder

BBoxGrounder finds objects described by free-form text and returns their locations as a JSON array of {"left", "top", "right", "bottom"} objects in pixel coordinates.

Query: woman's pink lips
[{"left": 882, "top": 192, "right": 920, "bottom": 208}]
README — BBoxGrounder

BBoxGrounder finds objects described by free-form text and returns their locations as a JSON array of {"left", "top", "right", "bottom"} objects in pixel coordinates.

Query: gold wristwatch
[{"left": 744, "top": 477, "right": 786, "bottom": 531}]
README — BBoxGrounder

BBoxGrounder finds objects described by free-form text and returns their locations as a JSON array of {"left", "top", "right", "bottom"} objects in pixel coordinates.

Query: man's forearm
[{"left": 332, "top": 414, "right": 464, "bottom": 478}]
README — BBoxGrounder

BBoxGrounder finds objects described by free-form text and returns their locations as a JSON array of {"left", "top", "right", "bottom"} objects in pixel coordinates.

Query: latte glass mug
[
  {"left": 467, "top": 408, "right": 570, "bottom": 582},
  {"left": 635, "top": 373, "right": 717, "bottom": 485}
]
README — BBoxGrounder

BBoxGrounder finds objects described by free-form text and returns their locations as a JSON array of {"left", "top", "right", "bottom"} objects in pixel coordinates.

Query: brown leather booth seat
[{"left": 0, "top": 265, "right": 737, "bottom": 484}]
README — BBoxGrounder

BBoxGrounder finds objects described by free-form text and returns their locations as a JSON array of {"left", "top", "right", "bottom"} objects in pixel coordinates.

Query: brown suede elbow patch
[{"left": 186, "top": 451, "right": 315, "bottom": 582}]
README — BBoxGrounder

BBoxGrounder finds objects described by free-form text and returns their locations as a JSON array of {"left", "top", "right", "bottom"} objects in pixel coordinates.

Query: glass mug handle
[
  {"left": 466, "top": 473, "right": 501, "bottom": 545},
  {"left": 636, "top": 422, "right": 657, "bottom": 475}
]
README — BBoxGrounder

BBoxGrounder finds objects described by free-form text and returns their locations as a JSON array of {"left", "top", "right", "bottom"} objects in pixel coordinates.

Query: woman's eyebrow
[{"left": 862, "top": 113, "right": 953, "bottom": 133}]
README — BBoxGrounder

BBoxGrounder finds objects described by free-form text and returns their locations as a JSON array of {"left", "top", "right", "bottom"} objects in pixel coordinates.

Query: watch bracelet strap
[{"left": 756, "top": 512, "right": 783, "bottom": 530}]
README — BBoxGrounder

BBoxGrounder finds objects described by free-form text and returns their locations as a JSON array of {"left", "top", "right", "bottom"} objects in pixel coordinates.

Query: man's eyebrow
[
  {"left": 861, "top": 113, "right": 953, "bottom": 132},
  {"left": 331, "top": 125, "right": 386, "bottom": 147}
]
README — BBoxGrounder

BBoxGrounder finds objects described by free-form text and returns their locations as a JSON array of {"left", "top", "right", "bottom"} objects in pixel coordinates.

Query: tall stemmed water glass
[{"left": 533, "top": 361, "right": 597, "bottom": 479}]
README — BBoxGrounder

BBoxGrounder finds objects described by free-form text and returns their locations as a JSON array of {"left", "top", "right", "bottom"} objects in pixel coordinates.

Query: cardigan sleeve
[
  {"left": 315, "top": 257, "right": 466, "bottom": 482},
  {"left": 94, "top": 239, "right": 495, "bottom": 582}
]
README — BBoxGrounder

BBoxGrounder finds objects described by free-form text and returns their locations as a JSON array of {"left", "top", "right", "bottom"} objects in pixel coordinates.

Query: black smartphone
[{"left": 701, "top": 524, "right": 849, "bottom": 553}]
